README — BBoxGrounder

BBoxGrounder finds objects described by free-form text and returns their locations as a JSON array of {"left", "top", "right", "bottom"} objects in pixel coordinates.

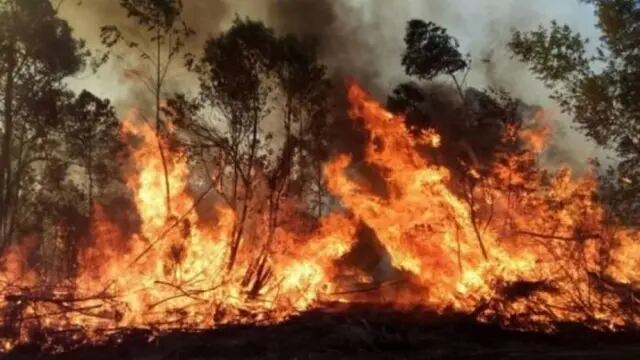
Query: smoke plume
[{"left": 58, "top": 0, "right": 607, "bottom": 169}]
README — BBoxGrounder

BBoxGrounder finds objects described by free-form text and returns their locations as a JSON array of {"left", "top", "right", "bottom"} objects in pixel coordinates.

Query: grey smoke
[{"left": 58, "top": 0, "right": 608, "bottom": 169}]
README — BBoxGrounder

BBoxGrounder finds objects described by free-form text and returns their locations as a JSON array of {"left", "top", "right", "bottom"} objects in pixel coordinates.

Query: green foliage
[
  {"left": 0, "top": 1, "right": 124, "bottom": 277},
  {"left": 197, "top": 18, "right": 277, "bottom": 135},
  {"left": 100, "top": 0, "right": 193, "bottom": 69},
  {"left": 168, "top": 18, "right": 333, "bottom": 270},
  {"left": 509, "top": 0, "right": 640, "bottom": 224},
  {"left": 402, "top": 19, "right": 468, "bottom": 80},
  {"left": 510, "top": 21, "right": 591, "bottom": 84},
  {"left": 64, "top": 91, "right": 123, "bottom": 191},
  {"left": 119, "top": 0, "right": 183, "bottom": 29},
  {"left": 168, "top": 18, "right": 332, "bottom": 263},
  {"left": 173, "top": 17, "right": 331, "bottom": 198},
  {"left": 100, "top": 0, "right": 195, "bottom": 217},
  {"left": 0, "top": 0, "right": 88, "bottom": 76},
  {"left": 391, "top": 19, "right": 523, "bottom": 176},
  {"left": 0, "top": 0, "right": 91, "bottom": 251}
]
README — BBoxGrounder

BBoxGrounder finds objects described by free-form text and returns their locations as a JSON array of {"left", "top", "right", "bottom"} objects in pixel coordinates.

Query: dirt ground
[{"left": 4, "top": 304, "right": 640, "bottom": 359}]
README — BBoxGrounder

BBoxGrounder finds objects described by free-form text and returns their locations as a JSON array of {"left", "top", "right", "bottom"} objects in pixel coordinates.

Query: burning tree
[
  {"left": 0, "top": 0, "right": 124, "bottom": 281},
  {"left": 0, "top": 0, "right": 88, "bottom": 252},
  {"left": 510, "top": 0, "right": 640, "bottom": 226},
  {"left": 100, "top": 0, "right": 194, "bottom": 219},
  {"left": 0, "top": 5, "right": 639, "bottom": 357},
  {"left": 62, "top": 90, "right": 124, "bottom": 273},
  {"left": 168, "top": 18, "right": 332, "bottom": 277}
]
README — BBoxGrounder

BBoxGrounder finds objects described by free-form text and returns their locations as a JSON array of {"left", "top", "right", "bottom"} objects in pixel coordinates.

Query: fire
[{"left": 1, "top": 83, "right": 639, "bottom": 351}]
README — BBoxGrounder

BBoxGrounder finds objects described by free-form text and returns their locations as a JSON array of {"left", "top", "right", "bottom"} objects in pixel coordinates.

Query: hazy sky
[{"left": 59, "top": 0, "right": 607, "bottom": 169}]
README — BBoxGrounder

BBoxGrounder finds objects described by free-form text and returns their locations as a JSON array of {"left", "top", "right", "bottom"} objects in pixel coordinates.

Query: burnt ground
[{"left": 4, "top": 304, "right": 640, "bottom": 360}]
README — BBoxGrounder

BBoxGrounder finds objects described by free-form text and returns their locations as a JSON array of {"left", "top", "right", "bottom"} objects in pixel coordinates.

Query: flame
[{"left": 1, "top": 84, "right": 639, "bottom": 351}]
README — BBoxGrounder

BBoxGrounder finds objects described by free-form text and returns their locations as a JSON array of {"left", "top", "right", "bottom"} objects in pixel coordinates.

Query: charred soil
[{"left": 4, "top": 304, "right": 640, "bottom": 360}]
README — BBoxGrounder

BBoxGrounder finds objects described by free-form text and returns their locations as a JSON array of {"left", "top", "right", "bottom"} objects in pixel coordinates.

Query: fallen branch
[
  {"left": 147, "top": 281, "right": 224, "bottom": 310},
  {"left": 515, "top": 230, "right": 601, "bottom": 242},
  {"left": 5, "top": 292, "right": 115, "bottom": 305},
  {"left": 131, "top": 183, "right": 215, "bottom": 265},
  {"left": 330, "top": 279, "right": 407, "bottom": 296}
]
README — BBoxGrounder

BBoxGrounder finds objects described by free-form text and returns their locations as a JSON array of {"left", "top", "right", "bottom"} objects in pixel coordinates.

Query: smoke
[
  {"left": 263, "top": 0, "right": 608, "bottom": 170},
  {"left": 45, "top": 0, "right": 619, "bottom": 305},
  {"left": 58, "top": 0, "right": 230, "bottom": 111},
  {"left": 57, "top": 0, "right": 607, "bottom": 169}
]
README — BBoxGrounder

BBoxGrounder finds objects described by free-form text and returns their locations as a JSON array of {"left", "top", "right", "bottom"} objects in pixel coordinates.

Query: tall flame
[{"left": 1, "top": 84, "right": 639, "bottom": 351}]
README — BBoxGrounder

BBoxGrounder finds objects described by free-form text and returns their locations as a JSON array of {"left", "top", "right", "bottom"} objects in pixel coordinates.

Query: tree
[
  {"left": 64, "top": 91, "right": 123, "bottom": 233},
  {"left": 32, "top": 157, "right": 87, "bottom": 279},
  {"left": 509, "top": 0, "right": 640, "bottom": 225},
  {"left": 389, "top": 19, "right": 527, "bottom": 260},
  {"left": 101, "top": 0, "right": 194, "bottom": 218},
  {"left": 402, "top": 19, "right": 468, "bottom": 91},
  {"left": 393, "top": 19, "right": 524, "bottom": 172},
  {"left": 194, "top": 18, "right": 276, "bottom": 272},
  {"left": 269, "top": 34, "right": 331, "bottom": 228},
  {"left": 0, "top": 0, "right": 88, "bottom": 251},
  {"left": 169, "top": 18, "right": 331, "bottom": 276},
  {"left": 393, "top": 20, "right": 523, "bottom": 170}
]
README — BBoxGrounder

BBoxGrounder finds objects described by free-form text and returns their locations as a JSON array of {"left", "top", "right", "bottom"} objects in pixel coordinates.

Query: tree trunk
[
  {"left": 316, "top": 162, "right": 323, "bottom": 218},
  {"left": 5, "top": 130, "right": 26, "bottom": 253},
  {"left": 228, "top": 197, "right": 249, "bottom": 271},
  {"left": 157, "top": 128, "right": 171, "bottom": 217},
  {"left": 155, "top": 28, "right": 171, "bottom": 219},
  {"left": 87, "top": 154, "right": 94, "bottom": 236},
  {"left": 0, "top": 14, "right": 17, "bottom": 250},
  {"left": 228, "top": 113, "right": 260, "bottom": 271}
]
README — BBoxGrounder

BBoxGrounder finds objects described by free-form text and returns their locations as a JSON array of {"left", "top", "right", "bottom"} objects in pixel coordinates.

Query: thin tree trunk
[
  {"left": 5, "top": 129, "right": 26, "bottom": 252},
  {"left": 87, "top": 155, "right": 94, "bottom": 236},
  {"left": 466, "top": 181, "right": 488, "bottom": 260},
  {"left": 232, "top": 146, "right": 239, "bottom": 206},
  {"left": 316, "top": 162, "right": 323, "bottom": 218},
  {"left": 156, "top": 126, "right": 171, "bottom": 217},
  {"left": 228, "top": 113, "right": 260, "bottom": 271},
  {"left": 0, "top": 11, "right": 17, "bottom": 250},
  {"left": 228, "top": 197, "right": 249, "bottom": 271},
  {"left": 155, "top": 28, "right": 171, "bottom": 218}
]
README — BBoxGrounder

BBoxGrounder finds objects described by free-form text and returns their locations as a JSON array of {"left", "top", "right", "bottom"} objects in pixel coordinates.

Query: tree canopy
[
  {"left": 389, "top": 19, "right": 522, "bottom": 176},
  {"left": 510, "top": 0, "right": 640, "bottom": 224},
  {"left": 0, "top": 0, "right": 123, "bottom": 275}
]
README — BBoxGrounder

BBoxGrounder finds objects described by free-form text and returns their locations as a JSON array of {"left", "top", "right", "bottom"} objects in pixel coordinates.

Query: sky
[{"left": 58, "top": 0, "right": 608, "bottom": 170}]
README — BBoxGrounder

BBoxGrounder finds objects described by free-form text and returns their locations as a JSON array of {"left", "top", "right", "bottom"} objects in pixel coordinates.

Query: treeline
[
  {"left": 0, "top": 0, "right": 637, "bottom": 280},
  {"left": 0, "top": 0, "right": 123, "bottom": 278}
]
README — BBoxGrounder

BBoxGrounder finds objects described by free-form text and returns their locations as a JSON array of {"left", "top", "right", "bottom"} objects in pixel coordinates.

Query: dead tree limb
[
  {"left": 515, "top": 230, "right": 601, "bottom": 242},
  {"left": 130, "top": 183, "right": 215, "bottom": 265}
]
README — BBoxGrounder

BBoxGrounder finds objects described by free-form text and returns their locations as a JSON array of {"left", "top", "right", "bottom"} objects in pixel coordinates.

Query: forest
[{"left": 1, "top": 0, "right": 640, "bottom": 358}]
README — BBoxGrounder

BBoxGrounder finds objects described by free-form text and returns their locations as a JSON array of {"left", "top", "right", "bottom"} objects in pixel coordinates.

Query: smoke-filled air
[{"left": 0, "top": 0, "right": 639, "bottom": 356}]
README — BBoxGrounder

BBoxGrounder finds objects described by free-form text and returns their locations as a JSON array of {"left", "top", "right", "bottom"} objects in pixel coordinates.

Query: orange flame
[{"left": 1, "top": 84, "right": 639, "bottom": 351}]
